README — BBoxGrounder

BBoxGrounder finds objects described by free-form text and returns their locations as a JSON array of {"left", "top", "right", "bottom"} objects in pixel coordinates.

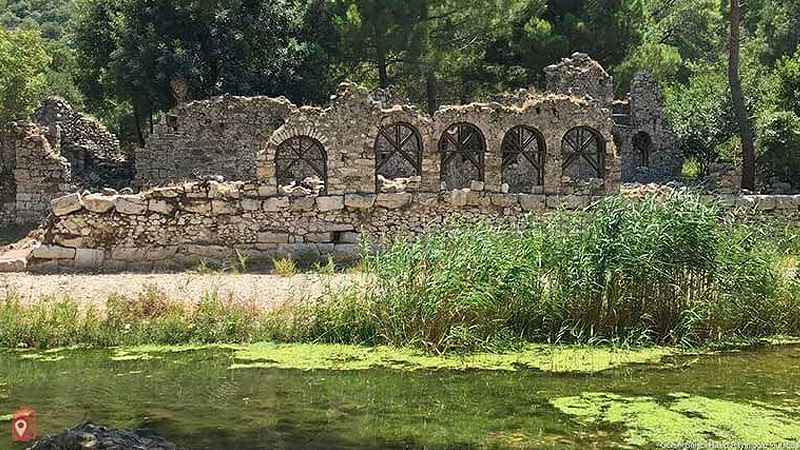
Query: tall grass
[{"left": 1, "top": 194, "right": 798, "bottom": 352}]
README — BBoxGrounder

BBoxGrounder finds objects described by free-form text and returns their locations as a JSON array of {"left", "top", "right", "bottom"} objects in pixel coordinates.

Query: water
[{"left": 0, "top": 345, "right": 799, "bottom": 449}]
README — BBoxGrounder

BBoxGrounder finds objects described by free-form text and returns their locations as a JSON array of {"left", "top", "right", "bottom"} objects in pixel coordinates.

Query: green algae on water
[
  {"left": 551, "top": 392, "right": 800, "bottom": 446},
  {"left": 228, "top": 343, "right": 674, "bottom": 373}
]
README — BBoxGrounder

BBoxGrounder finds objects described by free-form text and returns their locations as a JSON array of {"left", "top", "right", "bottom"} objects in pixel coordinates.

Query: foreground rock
[{"left": 28, "top": 422, "right": 182, "bottom": 450}]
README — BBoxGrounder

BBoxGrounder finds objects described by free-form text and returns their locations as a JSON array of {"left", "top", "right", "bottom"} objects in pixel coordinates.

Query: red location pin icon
[{"left": 11, "top": 406, "right": 36, "bottom": 443}]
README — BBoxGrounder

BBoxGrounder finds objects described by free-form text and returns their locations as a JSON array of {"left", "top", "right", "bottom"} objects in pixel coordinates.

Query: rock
[
  {"left": 376, "top": 193, "right": 412, "bottom": 209},
  {"left": 0, "top": 257, "right": 26, "bottom": 272},
  {"left": 290, "top": 197, "right": 315, "bottom": 212},
  {"left": 52, "top": 193, "right": 83, "bottom": 216},
  {"left": 333, "top": 244, "right": 361, "bottom": 263},
  {"left": 74, "top": 248, "right": 105, "bottom": 269},
  {"left": 33, "top": 245, "right": 76, "bottom": 260},
  {"left": 345, "top": 194, "right": 376, "bottom": 210},
  {"left": 148, "top": 199, "right": 176, "bottom": 215},
  {"left": 28, "top": 421, "right": 182, "bottom": 450},
  {"left": 81, "top": 194, "right": 116, "bottom": 214},
  {"left": 470, "top": 180, "right": 485, "bottom": 192},
  {"left": 115, "top": 195, "right": 147, "bottom": 215},
  {"left": 338, "top": 232, "right": 361, "bottom": 244},
  {"left": 182, "top": 200, "right": 212, "bottom": 215},
  {"left": 305, "top": 232, "right": 335, "bottom": 243},
  {"left": 316, "top": 196, "right": 345, "bottom": 212}
]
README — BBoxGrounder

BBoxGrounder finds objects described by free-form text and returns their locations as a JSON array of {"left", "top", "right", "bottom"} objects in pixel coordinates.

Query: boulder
[{"left": 32, "top": 245, "right": 76, "bottom": 260}]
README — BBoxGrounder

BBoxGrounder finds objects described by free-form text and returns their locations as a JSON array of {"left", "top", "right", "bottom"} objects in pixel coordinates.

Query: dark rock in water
[{"left": 27, "top": 422, "right": 182, "bottom": 450}]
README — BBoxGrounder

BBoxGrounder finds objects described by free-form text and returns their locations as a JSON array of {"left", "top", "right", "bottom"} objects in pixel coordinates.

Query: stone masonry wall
[
  {"left": 136, "top": 95, "right": 293, "bottom": 186},
  {"left": 615, "top": 73, "right": 682, "bottom": 183},
  {"left": 5, "top": 121, "right": 74, "bottom": 225},
  {"left": 0, "top": 126, "right": 16, "bottom": 226},
  {"left": 30, "top": 184, "right": 800, "bottom": 273},
  {"left": 545, "top": 53, "right": 614, "bottom": 106},
  {"left": 32, "top": 182, "right": 614, "bottom": 272}
]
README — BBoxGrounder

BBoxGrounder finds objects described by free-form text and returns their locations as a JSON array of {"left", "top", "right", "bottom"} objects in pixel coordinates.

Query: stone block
[
  {"left": 316, "top": 196, "right": 345, "bottom": 212},
  {"left": 279, "top": 244, "right": 321, "bottom": 264},
  {"left": 51, "top": 193, "right": 82, "bottom": 216},
  {"left": 74, "top": 249, "right": 105, "bottom": 269},
  {"left": 115, "top": 195, "right": 147, "bottom": 215},
  {"left": 451, "top": 189, "right": 468, "bottom": 207},
  {"left": 333, "top": 244, "right": 362, "bottom": 263},
  {"left": 470, "top": 180, "right": 485, "bottom": 192},
  {"left": 32, "top": 245, "right": 76, "bottom": 260},
  {"left": 376, "top": 193, "right": 412, "bottom": 209},
  {"left": 489, "top": 194, "right": 515, "bottom": 208},
  {"left": 146, "top": 246, "right": 178, "bottom": 261},
  {"left": 774, "top": 196, "right": 795, "bottom": 210},
  {"left": 305, "top": 232, "right": 335, "bottom": 243},
  {"left": 258, "top": 232, "right": 290, "bottom": 244},
  {"left": 182, "top": 200, "right": 212, "bottom": 215},
  {"left": 519, "top": 194, "right": 545, "bottom": 212},
  {"left": 545, "top": 195, "right": 561, "bottom": 209},
  {"left": 111, "top": 247, "right": 147, "bottom": 262},
  {"left": 345, "top": 194, "right": 376, "bottom": 210},
  {"left": 338, "top": 232, "right": 361, "bottom": 244},
  {"left": 264, "top": 197, "right": 290, "bottom": 212},
  {"left": 82, "top": 194, "right": 116, "bottom": 214},
  {"left": 212, "top": 200, "right": 239, "bottom": 215},
  {"left": 148, "top": 199, "right": 176, "bottom": 215},
  {"left": 466, "top": 190, "right": 483, "bottom": 207},
  {"left": 290, "top": 197, "right": 315, "bottom": 212},
  {"left": 0, "top": 257, "right": 26, "bottom": 272},
  {"left": 241, "top": 198, "right": 262, "bottom": 212},
  {"left": 753, "top": 195, "right": 776, "bottom": 211}
]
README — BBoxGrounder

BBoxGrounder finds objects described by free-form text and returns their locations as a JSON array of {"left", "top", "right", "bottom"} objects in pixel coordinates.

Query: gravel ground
[{"left": 0, "top": 272, "right": 362, "bottom": 310}]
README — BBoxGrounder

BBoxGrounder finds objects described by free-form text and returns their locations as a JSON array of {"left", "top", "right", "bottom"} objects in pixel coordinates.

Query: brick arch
[
  {"left": 374, "top": 122, "right": 422, "bottom": 188},
  {"left": 501, "top": 125, "right": 546, "bottom": 193},
  {"left": 275, "top": 135, "right": 327, "bottom": 195},
  {"left": 561, "top": 126, "right": 605, "bottom": 180},
  {"left": 439, "top": 122, "right": 486, "bottom": 190}
]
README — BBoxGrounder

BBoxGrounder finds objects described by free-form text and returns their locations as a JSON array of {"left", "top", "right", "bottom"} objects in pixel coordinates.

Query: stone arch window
[
  {"left": 633, "top": 131, "right": 652, "bottom": 168},
  {"left": 439, "top": 122, "right": 485, "bottom": 190},
  {"left": 561, "top": 126, "right": 605, "bottom": 180},
  {"left": 375, "top": 122, "right": 422, "bottom": 187},
  {"left": 501, "top": 125, "right": 546, "bottom": 193},
  {"left": 275, "top": 135, "right": 327, "bottom": 195}
]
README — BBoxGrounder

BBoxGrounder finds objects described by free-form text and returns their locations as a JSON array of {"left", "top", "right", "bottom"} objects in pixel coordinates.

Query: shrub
[
  {"left": 757, "top": 110, "right": 800, "bottom": 187},
  {"left": 272, "top": 258, "right": 298, "bottom": 276}
]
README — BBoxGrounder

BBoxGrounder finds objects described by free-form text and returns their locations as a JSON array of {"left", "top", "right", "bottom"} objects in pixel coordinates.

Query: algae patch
[
  {"left": 111, "top": 344, "right": 240, "bottom": 361},
  {"left": 229, "top": 343, "right": 673, "bottom": 373},
  {"left": 551, "top": 392, "right": 800, "bottom": 446}
]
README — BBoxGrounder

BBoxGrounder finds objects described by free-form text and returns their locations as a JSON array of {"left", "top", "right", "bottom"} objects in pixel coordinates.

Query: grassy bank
[{"left": 2, "top": 194, "right": 799, "bottom": 352}]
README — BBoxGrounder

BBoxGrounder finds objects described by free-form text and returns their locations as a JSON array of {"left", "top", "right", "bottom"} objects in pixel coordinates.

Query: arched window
[
  {"left": 501, "top": 125, "right": 546, "bottom": 193},
  {"left": 439, "top": 122, "right": 485, "bottom": 190},
  {"left": 633, "top": 131, "right": 652, "bottom": 168},
  {"left": 375, "top": 122, "right": 422, "bottom": 187},
  {"left": 562, "top": 126, "right": 605, "bottom": 180},
  {"left": 276, "top": 135, "right": 327, "bottom": 194}
]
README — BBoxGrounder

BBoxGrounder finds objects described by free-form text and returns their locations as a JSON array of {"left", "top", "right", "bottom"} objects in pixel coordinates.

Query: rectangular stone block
[
  {"left": 305, "top": 232, "right": 335, "bottom": 243},
  {"left": 376, "top": 193, "right": 412, "bottom": 209},
  {"left": 264, "top": 197, "right": 290, "bottom": 212},
  {"left": 316, "top": 196, "right": 345, "bottom": 212},
  {"left": 51, "top": 193, "right": 82, "bottom": 216},
  {"left": 115, "top": 195, "right": 147, "bottom": 215},
  {"left": 148, "top": 199, "right": 176, "bottom": 215},
  {"left": 258, "top": 232, "right": 290, "bottom": 244},
  {"left": 345, "top": 194, "right": 376, "bottom": 210},
  {"left": 32, "top": 245, "right": 76, "bottom": 260},
  {"left": 241, "top": 198, "right": 262, "bottom": 211},
  {"left": 74, "top": 249, "right": 105, "bottom": 269}
]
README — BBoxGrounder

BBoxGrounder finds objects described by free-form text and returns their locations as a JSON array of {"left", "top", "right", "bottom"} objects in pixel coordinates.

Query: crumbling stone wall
[
  {"left": 0, "top": 126, "right": 17, "bottom": 225},
  {"left": 545, "top": 53, "right": 614, "bottom": 106},
  {"left": 32, "top": 97, "right": 132, "bottom": 190},
  {"left": 4, "top": 121, "right": 74, "bottom": 224},
  {"left": 32, "top": 182, "right": 608, "bottom": 272},
  {"left": 614, "top": 73, "right": 682, "bottom": 183},
  {"left": 136, "top": 95, "right": 293, "bottom": 186}
]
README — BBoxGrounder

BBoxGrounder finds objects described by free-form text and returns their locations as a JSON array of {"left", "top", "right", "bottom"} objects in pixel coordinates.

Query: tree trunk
[
  {"left": 132, "top": 100, "right": 147, "bottom": 148},
  {"left": 377, "top": 51, "right": 389, "bottom": 88},
  {"left": 729, "top": 0, "right": 756, "bottom": 191},
  {"left": 425, "top": 67, "right": 438, "bottom": 115}
]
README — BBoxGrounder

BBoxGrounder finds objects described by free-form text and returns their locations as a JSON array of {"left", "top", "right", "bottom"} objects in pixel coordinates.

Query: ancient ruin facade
[{"left": 545, "top": 54, "right": 682, "bottom": 183}]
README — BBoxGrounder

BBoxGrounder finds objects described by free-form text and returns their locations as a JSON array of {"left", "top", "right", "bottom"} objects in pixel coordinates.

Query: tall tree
[
  {"left": 728, "top": 0, "right": 756, "bottom": 191},
  {"left": 0, "top": 28, "right": 50, "bottom": 124}
]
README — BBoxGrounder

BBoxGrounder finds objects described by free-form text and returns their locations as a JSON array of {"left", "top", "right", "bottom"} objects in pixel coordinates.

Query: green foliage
[
  {"left": 757, "top": 110, "right": 800, "bottom": 187},
  {"left": 774, "top": 48, "right": 800, "bottom": 117},
  {"left": 0, "top": 28, "right": 50, "bottom": 123}
]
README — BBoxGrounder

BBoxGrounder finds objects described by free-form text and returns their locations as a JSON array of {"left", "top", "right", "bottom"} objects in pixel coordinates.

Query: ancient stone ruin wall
[
  {"left": 615, "top": 73, "right": 682, "bottom": 183},
  {"left": 32, "top": 97, "right": 132, "bottom": 190},
  {"left": 135, "top": 95, "right": 293, "bottom": 186},
  {"left": 2, "top": 121, "right": 74, "bottom": 225},
  {"left": 0, "top": 127, "right": 17, "bottom": 225},
  {"left": 143, "top": 83, "right": 620, "bottom": 198},
  {"left": 545, "top": 53, "right": 614, "bottom": 106},
  {"left": 31, "top": 182, "right": 612, "bottom": 272}
]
